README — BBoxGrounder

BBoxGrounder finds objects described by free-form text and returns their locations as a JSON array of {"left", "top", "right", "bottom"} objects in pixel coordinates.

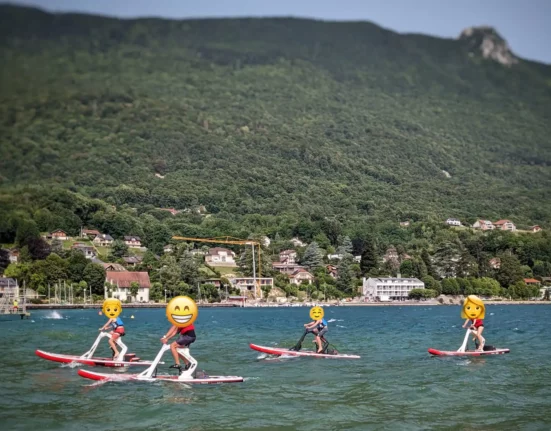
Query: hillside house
[
  {"left": 289, "top": 268, "right": 315, "bottom": 285},
  {"left": 8, "top": 249, "right": 19, "bottom": 264},
  {"left": 326, "top": 264, "right": 338, "bottom": 278},
  {"left": 446, "top": 218, "right": 462, "bottom": 226},
  {"left": 71, "top": 243, "right": 97, "bottom": 259},
  {"left": 400, "top": 221, "right": 410, "bottom": 227},
  {"left": 123, "top": 256, "right": 142, "bottom": 267},
  {"left": 102, "top": 263, "right": 126, "bottom": 272},
  {"left": 494, "top": 220, "right": 516, "bottom": 231},
  {"left": 272, "top": 261, "right": 305, "bottom": 275},
  {"left": 472, "top": 220, "right": 495, "bottom": 230},
  {"left": 279, "top": 250, "right": 297, "bottom": 264},
  {"left": 124, "top": 236, "right": 142, "bottom": 248},
  {"left": 159, "top": 208, "right": 180, "bottom": 216},
  {"left": 530, "top": 225, "right": 542, "bottom": 233},
  {"left": 93, "top": 234, "right": 114, "bottom": 247},
  {"left": 163, "top": 244, "right": 173, "bottom": 254},
  {"left": 50, "top": 229, "right": 69, "bottom": 240},
  {"left": 290, "top": 237, "right": 306, "bottom": 247},
  {"left": 205, "top": 247, "right": 237, "bottom": 267},
  {"left": 105, "top": 271, "right": 151, "bottom": 302},
  {"left": 229, "top": 277, "right": 273, "bottom": 296},
  {"left": 81, "top": 229, "right": 100, "bottom": 239},
  {"left": 489, "top": 257, "right": 501, "bottom": 269},
  {"left": 524, "top": 278, "right": 541, "bottom": 286}
]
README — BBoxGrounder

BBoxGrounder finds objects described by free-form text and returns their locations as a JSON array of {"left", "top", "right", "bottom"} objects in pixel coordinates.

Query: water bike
[
  {"left": 428, "top": 328, "right": 510, "bottom": 357},
  {"left": 250, "top": 329, "right": 360, "bottom": 359},
  {"left": 36, "top": 331, "right": 158, "bottom": 367},
  {"left": 78, "top": 342, "right": 243, "bottom": 384}
]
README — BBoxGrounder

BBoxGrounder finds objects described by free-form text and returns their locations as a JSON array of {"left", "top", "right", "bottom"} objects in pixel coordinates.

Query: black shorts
[
  {"left": 317, "top": 327, "right": 328, "bottom": 338},
  {"left": 176, "top": 334, "right": 196, "bottom": 347}
]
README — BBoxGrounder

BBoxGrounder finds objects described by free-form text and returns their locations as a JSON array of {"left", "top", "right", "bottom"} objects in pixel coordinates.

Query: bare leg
[
  {"left": 109, "top": 333, "right": 120, "bottom": 357},
  {"left": 476, "top": 327, "right": 485, "bottom": 350},
  {"left": 315, "top": 335, "right": 322, "bottom": 353},
  {"left": 170, "top": 342, "right": 181, "bottom": 365}
]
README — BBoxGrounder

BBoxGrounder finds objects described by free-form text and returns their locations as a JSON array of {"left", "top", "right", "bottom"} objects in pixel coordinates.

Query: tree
[
  {"left": 336, "top": 235, "right": 353, "bottom": 255},
  {"left": 433, "top": 242, "right": 460, "bottom": 278},
  {"left": 360, "top": 237, "right": 378, "bottom": 274},
  {"left": 408, "top": 288, "right": 437, "bottom": 299},
  {"left": 495, "top": 254, "right": 524, "bottom": 288},
  {"left": 421, "top": 249, "right": 436, "bottom": 278},
  {"left": 159, "top": 256, "right": 182, "bottom": 294},
  {"left": 15, "top": 220, "right": 40, "bottom": 247},
  {"left": 149, "top": 281, "right": 163, "bottom": 302},
  {"left": 179, "top": 253, "right": 202, "bottom": 287},
  {"left": 67, "top": 250, "right": 89, "bottom": 282},
  {"left": 336, "top": 255, "right": 354, "bottom": 295},
  {"left": 83, "top": 263, "right": 106, "bottom": 295},
  {"left": 399, "top": 260, "right": 415, "bottom": 278},
  {"left": 0, "top": 249, "right": 9, "bottom": 275},
  {"left": 413, "top": 258, "right": 428, "bottom": 279},
  {"left": 301, "top": 241, "right": 324, "bottom": 271},
  {"left": 441, "top": 278, "right": 460, "bottom": 295},
  {"left": 26, "top": 237, "right": 51, "bottom": 260},
  {"left": 129, "top": 281, "right": 140, "bottom": 302},
  {"left": 110, "top": 240, "right": 128, "bottom": 259},
  {"left": 421, "top": 275, "right": 441, "bottom": 294},
  {"left": 50, "top": 238, "right": 63, "bottom": 255}
]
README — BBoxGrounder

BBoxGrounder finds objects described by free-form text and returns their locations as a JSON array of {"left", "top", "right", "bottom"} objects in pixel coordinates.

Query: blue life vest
[
  {"left": 317, "top": 318, "right": 327, "bottom": 331},
  {"left": 112, "top": 317, "right": 124, "bottom": 329}
]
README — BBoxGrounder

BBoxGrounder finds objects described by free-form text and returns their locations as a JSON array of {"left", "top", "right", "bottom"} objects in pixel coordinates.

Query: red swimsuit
[{"left": 472, "top": 319, "right": 484, "bottom": 328}]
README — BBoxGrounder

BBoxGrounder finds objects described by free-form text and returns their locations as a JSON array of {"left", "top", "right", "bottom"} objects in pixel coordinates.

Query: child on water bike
[
  {"left": 304, "top": 316, "right": 329, "bottom": 354},
  {"left": 99, "top": 298, "right": 125, "bottom": 359}
]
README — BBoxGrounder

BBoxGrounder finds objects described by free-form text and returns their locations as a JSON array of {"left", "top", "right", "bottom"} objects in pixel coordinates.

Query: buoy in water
[{"left": 131, "top": 315, "right": 134, "bottom": 319}]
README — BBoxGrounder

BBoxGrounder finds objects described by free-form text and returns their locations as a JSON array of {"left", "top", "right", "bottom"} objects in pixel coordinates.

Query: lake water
[{"left": 0, "top": 305, "right": 550, "bottom": 431}]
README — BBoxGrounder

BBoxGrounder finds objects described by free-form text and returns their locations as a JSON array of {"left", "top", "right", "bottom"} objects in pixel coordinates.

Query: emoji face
[
  {"left": 309, "top": 306, "right": 324, "bottom": 321},
  {"left": 102, "top": 298, "right": 122, "bottom": 319},
  {"left": 461, "top": 295, "right": 485, "bottom": 320},
  {"left": 166, "top": 296, "right": 198, "bottom": 328}
]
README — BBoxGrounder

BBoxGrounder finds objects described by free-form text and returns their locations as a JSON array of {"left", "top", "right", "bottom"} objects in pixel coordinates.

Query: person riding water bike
[
  {"left": 161, "top": 322, "right": 196, "bottom": 373},
  {"left": 304, "top": 315, "right": 328, "bottom": 354},
  {"left": 99, "top": 298, "right": 125, "bottom": 359}
]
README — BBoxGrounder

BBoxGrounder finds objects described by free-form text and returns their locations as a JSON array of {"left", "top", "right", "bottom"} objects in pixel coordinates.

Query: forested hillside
[{"left": 1, "top": 6, "right": 551, "bottom": 299}]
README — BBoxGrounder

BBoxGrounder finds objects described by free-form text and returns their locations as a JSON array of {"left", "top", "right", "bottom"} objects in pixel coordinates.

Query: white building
[
  {"left": 105, "top": 271, "right": 151, "bottom": 302},
  {"left": 446, "top": 218, "right": 461, "bottom": 226},
  {"left": 472, "top": 220, "right": 494, "bottom": 230},
  {"left": 205, "top": 247, "right": 237, "bottom": 267},
  {"left": 362, "top": 277, "right": 425, "bottom": 301},
  {"left": 229, "top": 277, "right": 273, "bottom": 297}
]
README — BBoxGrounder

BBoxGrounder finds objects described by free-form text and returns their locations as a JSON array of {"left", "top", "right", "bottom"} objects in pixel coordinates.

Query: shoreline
[{"left": 24, "top": 300, "right": 551, "bottom": 310}]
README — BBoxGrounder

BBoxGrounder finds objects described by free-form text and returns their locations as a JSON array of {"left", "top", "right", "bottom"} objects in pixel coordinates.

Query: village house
[
  {"left": 81, "top": 228, "right": 100, "bottom": 239},
  {"left": 190, "top": 249, "right": 208, "bottom": 257},
  {"left": 123, "top": 256, "right": 142, "bottom": 267},
  {"left": 105, "top": 271, "right": 151, "bottom": 302},
  {"left": 489, "top": 257, "right": 501, "bottom": 269},
  {"left": 205, "top": 247, "right": 237, "bottom": 267},
  {"left": 289, "top": 268, "right": 315, "bottom": 285},
  {"left": 400, "top": 221, "right": 410, "bottom": 227},
  {"left": 203, "top": 279, "right": 222, "bottom": 288},
  {"left": 290, "top": 237, "right": 306, "bottom": 247},
  {"left": 229, "top": 277, "right": 273, "bottom": 297},
  {"left": 524, "top": 278, "right": 541, "bottom": 287},
  {"left": 530, "top": 225, "right": 542, "bottom": 233},
  {"left": 446, "top": 218, "right": 462, "bottom": 226},
  {"left": 50, "top": 229, "right": 69, "bottom": 240},
  {"left": 102, "top": 263, "right": 127, "bottom": 272},
  {"left": 493, "top": 220, "right": 516, "bottom": 231},
  {"left": 327, "top": 253, "right": 344, "bottom": 261},
  {"left": 279, "top": 250, "right": 297, "bottom": 264},
  {"left": 93, "top": 234, "right": 114, "bottom": 247},
  {"left": 71, "top": 243, "right": 97, "bottom": 259},
  {"left": 124, "top": 236, "right": 142, "bottom": 248},
  {"left": 326, "top": 264, "right": 338, "bottom": 278},
  {"left": 472, "top": 220, "right": 495, "bottom": 230},
  {"left": 163, "top": 244, "right": 173, "bottom": 254},
  {"left": 8, "top": 249, "right": 19, "bottom": 264}
]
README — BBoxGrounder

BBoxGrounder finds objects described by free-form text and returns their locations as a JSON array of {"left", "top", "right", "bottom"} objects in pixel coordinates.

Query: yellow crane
[{"left": 171, "top": 236, "right": 262, "bottom": 299}]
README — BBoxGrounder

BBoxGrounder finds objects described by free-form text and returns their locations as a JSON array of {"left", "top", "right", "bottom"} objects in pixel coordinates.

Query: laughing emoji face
[
  {"left": 461, "top": 295, "right": 485, "bottom": 320},
  {"left": 166, "top": 296, "right": 198, "bottom": 327},
  {"left": 102, "top": 298, "right": 122, "bottom": 319},
  {"left": 309, "top": 306, "right": 324, "bottom": 321}
]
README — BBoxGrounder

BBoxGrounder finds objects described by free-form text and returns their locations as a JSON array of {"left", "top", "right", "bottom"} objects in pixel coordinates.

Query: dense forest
[{"left": 0, "top": 5, "right": 550, "bottom": 300}]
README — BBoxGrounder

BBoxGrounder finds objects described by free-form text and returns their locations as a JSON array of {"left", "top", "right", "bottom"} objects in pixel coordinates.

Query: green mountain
[{"left": 1, "top": 4, "right": 551, "bottom": 230}]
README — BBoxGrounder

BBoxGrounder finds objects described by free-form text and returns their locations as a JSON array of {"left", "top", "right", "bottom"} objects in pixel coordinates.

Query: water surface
[{"left": 1, "top": 305, "right": 549, "bottom": 430}]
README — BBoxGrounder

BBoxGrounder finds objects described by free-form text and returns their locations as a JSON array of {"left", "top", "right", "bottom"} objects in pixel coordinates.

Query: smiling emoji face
[
  {"left": 166, "top": 296, "right": 198, "bottom": 327},
  {"left": 102, "top": 298, "right": 122, "bottom": 319},
  {"left": 461, "top": 295, "right": 485, "bottom": 320},
  {"left": 309, "top": 306, "right": 324, "bottom": 321}
]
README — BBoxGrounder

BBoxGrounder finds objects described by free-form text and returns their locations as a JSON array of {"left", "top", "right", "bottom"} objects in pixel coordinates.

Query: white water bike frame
[
  {"left": 457, "top": 328, "right": 475, "bottom": 352},
  {"left": 80, "top": 332, "right": 128, "bottom": 361},
  {"left": 138, "top": 344, "right": 198, "bottom": 381}
]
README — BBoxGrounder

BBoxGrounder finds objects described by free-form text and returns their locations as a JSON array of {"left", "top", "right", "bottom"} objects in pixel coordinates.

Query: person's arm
[
  {"left": 99, "top": 318, "right": 114, "bottom": 331},
  {"left": 304, "top": 321, "right": 316, "bottom": 329},
  {"left": 462, "top": 318, "right": 470, "bottom": 329},
  {"left": 161, "top": 325, "right": 178, "bottom": 343}
]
